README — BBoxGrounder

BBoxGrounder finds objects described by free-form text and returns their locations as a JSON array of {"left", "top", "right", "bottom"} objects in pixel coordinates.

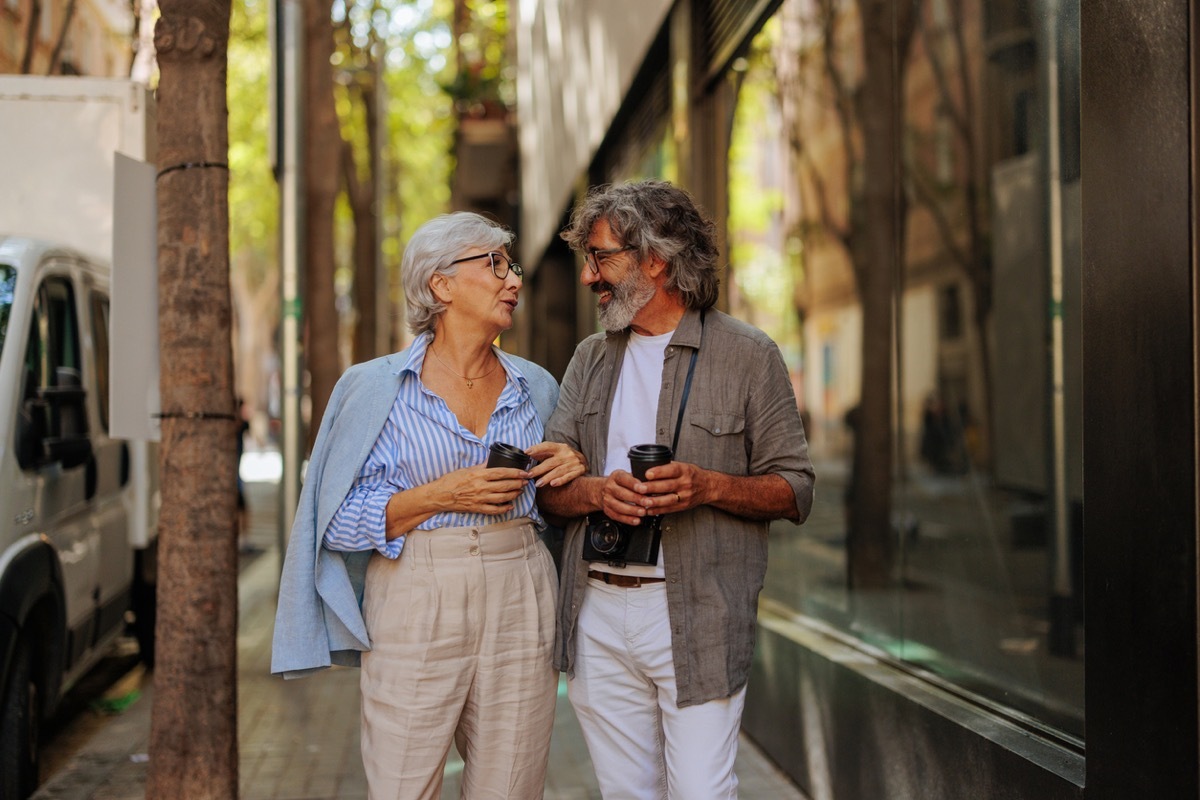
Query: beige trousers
[{"left": 359, "top": 518, "right": 558, "bottom": 800}]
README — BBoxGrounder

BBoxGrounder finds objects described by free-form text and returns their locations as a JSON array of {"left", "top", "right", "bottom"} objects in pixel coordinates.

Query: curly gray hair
[
  {"left": 560, "top": 180, "right": 720, "bottom": 310},
  {"left": 402, "top": 212, "right": 515, "bottom": 335}
]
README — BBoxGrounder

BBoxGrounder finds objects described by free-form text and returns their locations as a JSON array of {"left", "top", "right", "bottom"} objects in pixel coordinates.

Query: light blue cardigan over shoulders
[{"left": 270, "top": 348, "right": 560, "bottom": 678}]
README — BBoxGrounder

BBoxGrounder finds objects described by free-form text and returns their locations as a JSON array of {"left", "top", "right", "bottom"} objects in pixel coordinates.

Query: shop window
[{"left": 728, "top": 0, "right": 1084, "bottom": 740}]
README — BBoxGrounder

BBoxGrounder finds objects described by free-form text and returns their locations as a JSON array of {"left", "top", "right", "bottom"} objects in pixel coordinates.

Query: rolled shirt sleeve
[
  {"left": 322, "top": 476, "right": 406, "bottom": 558},
  {"left": 745, "top": 338, "right": 815, "bottom": 523}
]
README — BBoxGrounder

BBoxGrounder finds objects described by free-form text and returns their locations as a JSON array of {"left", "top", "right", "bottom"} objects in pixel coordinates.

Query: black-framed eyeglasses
[
  {"left": 584, "top": 245, "right": 637, "bottom": 274},
  {"left": 447, "top": 251, "right": 524, "bottom": 280}
]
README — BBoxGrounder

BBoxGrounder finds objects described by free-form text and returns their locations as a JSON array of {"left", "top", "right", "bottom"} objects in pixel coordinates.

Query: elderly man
[{"left": 539, "top": 180, "right": 815, "bottom": 798}]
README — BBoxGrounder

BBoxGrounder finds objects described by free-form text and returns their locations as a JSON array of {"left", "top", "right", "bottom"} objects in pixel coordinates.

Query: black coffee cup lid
[{"left": 628, "top": 444, "right": 672, "bottom": 461}]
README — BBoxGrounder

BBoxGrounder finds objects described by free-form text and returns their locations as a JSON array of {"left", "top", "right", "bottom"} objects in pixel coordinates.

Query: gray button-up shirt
[{"left": 545, "top": 308, "right": 815, "bottom": 707}]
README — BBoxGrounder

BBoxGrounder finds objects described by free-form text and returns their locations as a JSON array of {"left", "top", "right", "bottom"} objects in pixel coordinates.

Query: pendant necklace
[{"left": 429, "top": 346, "right": 499, "bottom": 389}]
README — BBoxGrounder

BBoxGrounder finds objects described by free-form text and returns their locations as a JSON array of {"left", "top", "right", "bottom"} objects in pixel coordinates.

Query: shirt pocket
[
  {"left": 576, "top": 396, "right": 606, "bottom": 454},
  {"left": 688, "top": 411, "right": 747, "bottom": 472}
]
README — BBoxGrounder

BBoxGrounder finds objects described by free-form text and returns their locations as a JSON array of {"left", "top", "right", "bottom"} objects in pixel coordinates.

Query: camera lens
[
  {"left": 588, "top": 519, "right": 624, "bottom": 554},
  {"left": 487, "top": 441, "right": 532, "bottom": 470}
]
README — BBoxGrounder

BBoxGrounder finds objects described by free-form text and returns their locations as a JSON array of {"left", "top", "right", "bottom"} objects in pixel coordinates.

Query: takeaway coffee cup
[
  {"left": 487, "top": 441, "right": 533, "bottom": 470},
  {"left": 627, "top": 444, "right": 673, "bottom": 481}
]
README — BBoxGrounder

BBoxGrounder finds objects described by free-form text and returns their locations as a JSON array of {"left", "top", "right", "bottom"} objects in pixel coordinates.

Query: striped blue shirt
[{"left": 321, "top": 332, "right": 545, "bottom": 557}]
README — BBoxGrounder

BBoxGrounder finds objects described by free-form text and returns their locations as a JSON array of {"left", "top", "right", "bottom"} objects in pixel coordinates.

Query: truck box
[{"left": 0, "top": 74, "right": 160, "bottom": 799}]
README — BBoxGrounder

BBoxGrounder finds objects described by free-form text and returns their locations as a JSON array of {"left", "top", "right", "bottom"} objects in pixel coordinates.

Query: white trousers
[
  {"left": 359, "top": 518, "right": 558, "bottom": 800},
  {"left": 568, "top": 578, "right": 747, "bottom": 800}
]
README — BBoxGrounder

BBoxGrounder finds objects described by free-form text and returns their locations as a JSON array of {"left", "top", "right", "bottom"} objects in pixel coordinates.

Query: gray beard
[{"left": 598, "top": 270, "right": 656, "bottom": 332}]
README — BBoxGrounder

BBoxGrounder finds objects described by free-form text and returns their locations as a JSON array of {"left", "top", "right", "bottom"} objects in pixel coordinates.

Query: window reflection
[{"left": 729, "top": 0, "right": 1083, "bottom": 737}]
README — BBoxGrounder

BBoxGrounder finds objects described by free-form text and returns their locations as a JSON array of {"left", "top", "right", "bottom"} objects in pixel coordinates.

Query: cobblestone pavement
[{"left": 33, "top": 476, "right": 809, "bottom": 800}]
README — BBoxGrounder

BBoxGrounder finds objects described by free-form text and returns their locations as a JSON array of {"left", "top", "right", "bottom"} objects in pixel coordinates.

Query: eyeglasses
[
  {"left": 584, "top": 245, "right": 637, "bottom": 274},
  {"left": 447, "top": 251, "right": 524, "bottom": 280}
]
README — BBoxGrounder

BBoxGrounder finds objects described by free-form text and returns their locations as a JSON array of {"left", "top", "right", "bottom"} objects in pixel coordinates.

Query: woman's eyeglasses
[{"left": 447, "top": 251, "right": 523, "bottom": 280}]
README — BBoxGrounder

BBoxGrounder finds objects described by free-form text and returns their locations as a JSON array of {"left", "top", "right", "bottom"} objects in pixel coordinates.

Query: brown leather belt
[{"left": 587, "top": 570, "right": 666, "bottom": 588}]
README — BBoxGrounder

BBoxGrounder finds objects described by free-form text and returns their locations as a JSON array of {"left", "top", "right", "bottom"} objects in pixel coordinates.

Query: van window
[
  {"left": 0, "top": 265, "right": 15, "bottom": 354},
  {"left": 26, "top": 277, "right": 81, "bottom": 385},
  {"left": 19, "top": 277, "right": 84, "bottom": 470}
]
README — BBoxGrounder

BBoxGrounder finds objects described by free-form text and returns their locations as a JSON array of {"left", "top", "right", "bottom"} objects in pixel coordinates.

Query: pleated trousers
[{"left": 360, "top": 517, "right": 558, "bottom": 800}]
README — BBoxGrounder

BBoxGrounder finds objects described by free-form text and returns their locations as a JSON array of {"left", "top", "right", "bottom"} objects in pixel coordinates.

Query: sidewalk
[{"left": 34, "top": 477, "right": 808, "bottom": 800}]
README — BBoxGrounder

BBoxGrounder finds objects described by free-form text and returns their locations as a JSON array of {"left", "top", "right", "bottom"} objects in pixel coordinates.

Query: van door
[
  {"left": 17, "top": 272, "right": 98, "bottom": 671},
  {"left": 84, "top": 287, "right": 134, "bottom": 646}
]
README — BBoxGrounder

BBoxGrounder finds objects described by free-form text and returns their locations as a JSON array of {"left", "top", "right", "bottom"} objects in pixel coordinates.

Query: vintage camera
[
  {"left": 582, "top": 513, "right": 663, "bottom": 566},
  {"left": 582, "top": 444, "right": 672, "bottom": 567}
]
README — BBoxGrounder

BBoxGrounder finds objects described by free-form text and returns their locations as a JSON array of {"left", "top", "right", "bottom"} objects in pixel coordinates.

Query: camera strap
[{"left": 670, "top": 309, "right": 706, "bottom": 454}]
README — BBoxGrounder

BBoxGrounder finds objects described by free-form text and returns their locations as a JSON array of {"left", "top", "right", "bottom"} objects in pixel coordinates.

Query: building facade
[
  {"left": 515, "top": 0, "right": 1196, "bottom": 796},
  {"left": 0, "top": 0, "right": 136, "bottom": 77}
]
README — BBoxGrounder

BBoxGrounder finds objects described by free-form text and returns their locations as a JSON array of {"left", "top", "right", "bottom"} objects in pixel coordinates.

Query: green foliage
[
  {"left": 225, "top": 0, "right": 462, "bottom": 299},
  {"left": 226, "top": 0, "right": 495, "bottom": 327},
  {"left": 227, "top": 0, "right": 277, "bottom": 288},
  {"left": 727, "top": 19, "right": 800, "bottom": 367},
  {"left": 334, "top": 0, "right": 456, "bottom": 254},
  {"left": 441, "top": 0, "right": 512, "bottom": 112}
]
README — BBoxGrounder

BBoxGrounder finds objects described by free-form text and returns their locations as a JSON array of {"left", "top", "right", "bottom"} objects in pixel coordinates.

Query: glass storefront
[{"left": 727, "top": 0, "right": 1084, "bottom": 739}]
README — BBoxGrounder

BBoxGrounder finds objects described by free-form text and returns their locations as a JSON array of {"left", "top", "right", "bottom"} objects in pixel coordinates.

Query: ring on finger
[{"left": 673, "top": 492, "right": 680, "bottom": 504}]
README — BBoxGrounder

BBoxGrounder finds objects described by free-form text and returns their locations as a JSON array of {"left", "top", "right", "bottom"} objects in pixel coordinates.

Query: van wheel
[{"left": 0, "top": 637, "right": 40, "bottom": 799}]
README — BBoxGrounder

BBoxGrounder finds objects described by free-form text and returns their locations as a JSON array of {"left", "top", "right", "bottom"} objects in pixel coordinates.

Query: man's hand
[
  {"left": 624, "top": 461, "right": 708, "bottom": 517},
  {"left": 597, "top": 470, "right": 657, "bottom": 526},
  {"left": 539, "top": 467, "right": 696, "bottom": 525},
  {"left": 627, "top": 461, "right": 797, "bottom": 521},
  {"left": 538, "top": 458, "right": 796, "bottom": 523}
]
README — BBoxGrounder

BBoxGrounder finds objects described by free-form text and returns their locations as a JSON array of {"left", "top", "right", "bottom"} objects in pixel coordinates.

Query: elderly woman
[{"left": 272, "top": 212, "right": 584, "bottom": 800}]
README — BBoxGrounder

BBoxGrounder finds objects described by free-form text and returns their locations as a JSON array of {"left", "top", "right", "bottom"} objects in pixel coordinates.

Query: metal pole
[
  {"left": 276, "top": 0, "right": 305, "bottom": 552},
  {"left": 374, "top": 47, "right": 390, "bottom": 356}
]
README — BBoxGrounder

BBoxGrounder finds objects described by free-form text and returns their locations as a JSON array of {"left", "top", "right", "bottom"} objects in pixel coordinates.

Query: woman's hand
[
  {"left": 383, "top": 463, "right": 527, "bottom": 537},
  {"left": 431, "top": 464, "right": 528, "bottom": 516},
  {"left": 526, "top": 441, "right": 588, "bottom": 488}
]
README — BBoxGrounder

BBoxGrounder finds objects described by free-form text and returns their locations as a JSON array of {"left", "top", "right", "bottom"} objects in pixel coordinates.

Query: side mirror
[{"left": 37, "top": 367, "right": 92, "bottom": 470}]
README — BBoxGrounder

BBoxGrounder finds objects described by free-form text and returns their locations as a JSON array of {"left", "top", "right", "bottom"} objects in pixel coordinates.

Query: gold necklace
[{"left": 429, "top": 346, "right": 500, "bottom": 389}]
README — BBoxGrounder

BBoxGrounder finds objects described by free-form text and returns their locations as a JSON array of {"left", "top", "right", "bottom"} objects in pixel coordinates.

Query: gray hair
[
  {"left": 560, "top": 180, "right": 720, "bottom": 310},
  {"left": 402, "top": 212, "right": 515, "bottom": 335}
]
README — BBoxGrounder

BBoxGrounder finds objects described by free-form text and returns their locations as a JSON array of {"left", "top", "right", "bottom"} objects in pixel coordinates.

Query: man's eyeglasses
[
  {"left": 584, "top": 245, "right": 637, "bottom": 274},
  {"left": 447, "top": 251, "right": 523, "bottom": 280}
]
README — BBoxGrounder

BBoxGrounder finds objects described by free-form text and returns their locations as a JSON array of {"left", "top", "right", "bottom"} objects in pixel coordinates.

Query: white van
[{"left": 0, "top": 235, "right": 158, "bottom": 797}]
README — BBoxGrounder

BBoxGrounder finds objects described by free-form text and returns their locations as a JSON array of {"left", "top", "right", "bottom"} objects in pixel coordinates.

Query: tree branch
[
  {"left": 46, "top": 0, "right": 78, "bottom": 74},
  {"left": 20, "top": 0, "right": 41, "bottom": 74}
]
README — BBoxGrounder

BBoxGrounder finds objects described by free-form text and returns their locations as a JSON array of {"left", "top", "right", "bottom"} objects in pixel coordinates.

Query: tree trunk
[
  {"left": 20, "top": 0, "right": 41, "bottom": 74},
  {"left": 342, "top": 69, "right": 379, "bottom": 365},
  {"left": 303, "top": 0, "right": 342, "bottom": 450},
  {"left": 147, "top": 1, "right": 238, "bottom": 797},
  {"left": 912, "top": 5, "right": 995, "bottom": 466},
  {"left": 846, "top": 0, "right": 918, "bottom": 591},
  {"left": 348, "top": 158, "right": 378, "bottom": 365},
  {"left": 45, "top": 0, "right": 78, "bottom": 74},
  {"left": 231, "top": 256, "right": 280, "bottom": 433}
]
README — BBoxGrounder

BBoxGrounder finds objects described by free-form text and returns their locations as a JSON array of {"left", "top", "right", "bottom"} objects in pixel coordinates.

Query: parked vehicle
[{"left": 0, "top": 76, "right": 159, "bottom": 798}]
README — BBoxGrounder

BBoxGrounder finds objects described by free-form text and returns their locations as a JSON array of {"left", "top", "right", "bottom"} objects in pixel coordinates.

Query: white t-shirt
[{"left": 596, "top": 329, "right": 673, "bottom": 578}]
